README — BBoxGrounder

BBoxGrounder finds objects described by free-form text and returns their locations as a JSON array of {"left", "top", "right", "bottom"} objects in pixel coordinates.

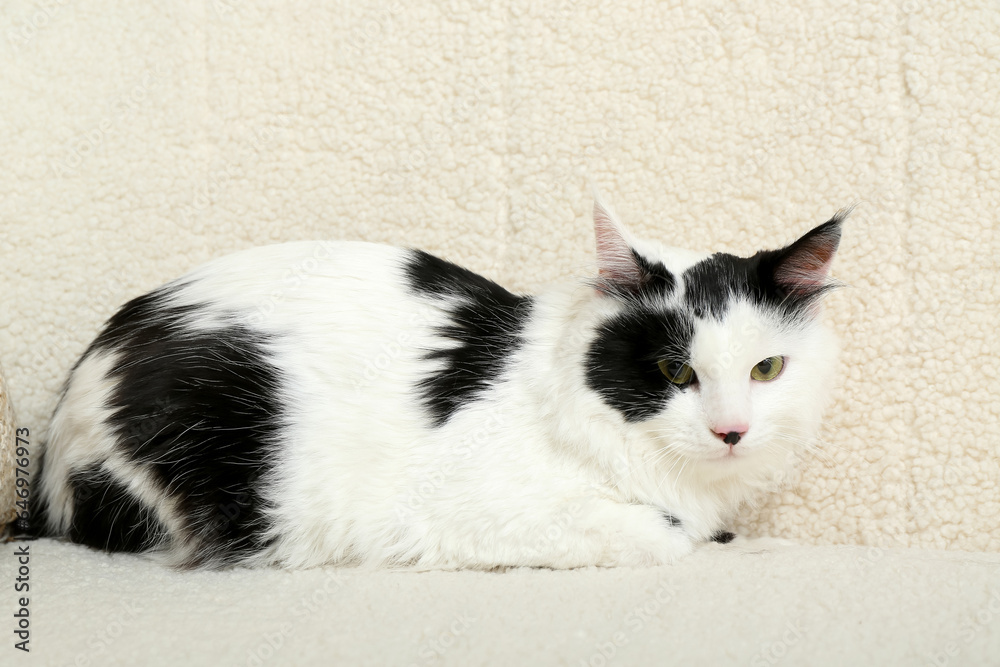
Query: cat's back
[
  {"left": 35, "top": 238, "right": 527, "bottom": 567},
  {"left": 170, "top": 239, "right": 416, "bottom": 320}
]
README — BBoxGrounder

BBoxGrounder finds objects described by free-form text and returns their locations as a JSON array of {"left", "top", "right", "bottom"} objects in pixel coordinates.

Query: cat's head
[{"left": 581, "top": 200, "right": 845, "bottom": 487}]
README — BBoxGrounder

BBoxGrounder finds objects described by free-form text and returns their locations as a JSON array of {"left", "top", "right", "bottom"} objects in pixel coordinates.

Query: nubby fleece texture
[
  {"left": 1, "top": 2, "right": 998, "bottom": 664},
  {"left": 2, "top": 1, "right": 996, "bottom": 552}
]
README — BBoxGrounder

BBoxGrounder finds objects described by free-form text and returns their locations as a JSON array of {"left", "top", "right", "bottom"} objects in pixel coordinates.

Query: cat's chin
[
  {"left": 690, "top": 446, "right": 763, "bottom": 478},
  {"left": 689, "top": 444, "right": 746, "bottom": 462}
]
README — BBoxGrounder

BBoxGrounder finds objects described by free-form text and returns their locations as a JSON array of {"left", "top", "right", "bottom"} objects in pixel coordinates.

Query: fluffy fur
[{"left": 31, "top": 200, "right": 845, "bottom": 569}]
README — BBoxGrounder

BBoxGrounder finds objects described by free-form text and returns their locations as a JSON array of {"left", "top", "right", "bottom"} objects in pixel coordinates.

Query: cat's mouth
[{"left": 710, "top": 443, "right": 744, "bottom": 461}]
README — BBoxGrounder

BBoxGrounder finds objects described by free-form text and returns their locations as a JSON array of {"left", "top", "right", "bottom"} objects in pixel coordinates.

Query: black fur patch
[
  {"left": 585, "top": 308, "right": 695, "bottom": 422},
  {"left": 632, "top": 251, "right": 676, "bottom": 297},
  {"left": 663, "top": 513, "right": 682, "bottom": 527},
  {"left": 682, "top": 253, "right": 752, "bottom": 319},
  {"left": 68, "top": 462, "right": 167, "bottom": 553},
  {"left": 683, "top": 217, "right": 843, "bottom": 320},
  {"left": 87, "top": 282, "right": 199, "bottom": 352},
  {"left": 21, "top": 446, "right": 49, "bottom": 538},
  {"left": 683, "top": 250, "right": 817, "bottom": 320},
  {"left": 405, "top": 250, "right": 533, "bottom": 427},
  {"left": 600, "top": 251, "right": 676, "bottom": 300},
  {"left": 683, "top": 251, "right": 811, "bottom": 320},
  {"left": 711, "top": 530, "right": 736, "bottom": 544},
  {"left": 79, "top": 284, "right": 283, "bottom": 565}
]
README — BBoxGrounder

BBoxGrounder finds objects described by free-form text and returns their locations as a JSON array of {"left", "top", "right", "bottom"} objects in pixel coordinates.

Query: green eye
[
  {"left": 751, "top": 356, "right": 784, "bottom": 381},
  {"left": 658, "top": 359, "right": 695, "bottom": 385}
]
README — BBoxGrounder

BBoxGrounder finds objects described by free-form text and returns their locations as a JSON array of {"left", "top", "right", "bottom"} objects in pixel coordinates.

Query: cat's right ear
[{"left": 594, "top": 199, "right": 647, "bottom": 294}]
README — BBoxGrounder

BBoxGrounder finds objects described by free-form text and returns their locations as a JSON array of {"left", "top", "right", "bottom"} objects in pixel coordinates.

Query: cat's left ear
[{"left": 769, "top": 209, "right": 848, "bottom": 301}]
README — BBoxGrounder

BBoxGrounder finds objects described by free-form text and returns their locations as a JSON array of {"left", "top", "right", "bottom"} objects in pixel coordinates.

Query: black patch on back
[
  {"left": 663, "top": 513, "right": 682, "bottom": 528},
  {"left": 87, "top": 282, "right": 199, "bottom": 353},
  {"left": 585, "top": 308, "right": 695, "bottom": 423},
  {"left": 404, "top": 250, "right": 533, "bottom": 427},
  {"left": 68, "top": 462, "right": 167, "bottom": 553},
  {"left": 78, "top": 283, "right": 284, "bottom": 565}
]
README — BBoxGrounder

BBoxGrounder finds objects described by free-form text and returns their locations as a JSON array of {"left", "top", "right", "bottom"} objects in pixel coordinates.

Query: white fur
[{"left": 39, "top": 226, "right": 840, "bottom": 569}]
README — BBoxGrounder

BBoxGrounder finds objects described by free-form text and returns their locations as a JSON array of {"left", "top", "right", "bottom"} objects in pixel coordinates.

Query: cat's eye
[
  {"left": 750, "top": 356, "right": 784, "bottom": 382},
  {"left": 658, "top": 359, "right": 695, "bottom": 386}
]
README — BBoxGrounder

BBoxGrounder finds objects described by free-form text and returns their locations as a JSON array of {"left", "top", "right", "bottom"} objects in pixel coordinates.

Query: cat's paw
[
  {"left": 596, "top": 504, "right": 693, "bottom": 567},
  {"left": 710, "top": 530, "right": 736, "bottom": 544}
]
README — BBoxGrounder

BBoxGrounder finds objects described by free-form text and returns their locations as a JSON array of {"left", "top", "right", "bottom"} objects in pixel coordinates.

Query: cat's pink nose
[{"left": 713, "top": 426, "right": 748, "bottom": 445}]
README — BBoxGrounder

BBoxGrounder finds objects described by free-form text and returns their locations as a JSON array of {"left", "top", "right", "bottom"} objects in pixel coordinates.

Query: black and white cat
[{"left": 31, "top": 199, "right": 844, "bottom": 569}]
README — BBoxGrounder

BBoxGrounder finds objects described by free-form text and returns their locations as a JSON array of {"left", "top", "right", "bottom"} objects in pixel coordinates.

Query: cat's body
[{"left": 31, "top": 201, "right": 844, "bottom": 569}]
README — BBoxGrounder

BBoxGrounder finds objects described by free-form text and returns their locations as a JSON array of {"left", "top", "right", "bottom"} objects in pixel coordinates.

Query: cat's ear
[
  {"left": 594, "top": 199, "right": 646, "bottom": 291},
  {"left": 770, "top": 209, "right": 847, "bottom": 300}
]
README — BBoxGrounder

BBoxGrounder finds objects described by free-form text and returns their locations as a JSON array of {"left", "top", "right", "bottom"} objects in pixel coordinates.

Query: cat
[{"left": 29, "top": 199, "right": 845, "bottom": 569}]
